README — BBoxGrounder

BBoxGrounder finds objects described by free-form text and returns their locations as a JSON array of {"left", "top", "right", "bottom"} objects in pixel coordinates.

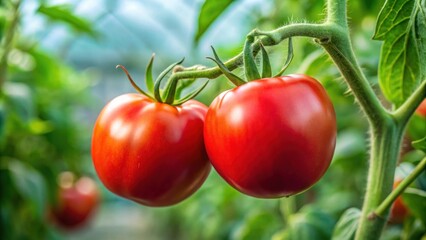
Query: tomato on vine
[
  {"left": 204, "top": 37, "right": 337, "bottom": 198},
  {"left": 91, "top": 57, "right": 210, "bottom": 206}
]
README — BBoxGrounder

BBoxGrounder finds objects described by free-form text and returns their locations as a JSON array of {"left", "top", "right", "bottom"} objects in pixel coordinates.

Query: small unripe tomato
[
  {"left": 389, "top": 178, "right": 410, "bottom": 224},
  {"left": 50, "top": 172, "right": 100, "bottom": 229}
]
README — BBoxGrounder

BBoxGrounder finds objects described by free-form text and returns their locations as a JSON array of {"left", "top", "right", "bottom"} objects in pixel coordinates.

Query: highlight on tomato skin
[
  {"left": 49, "top": 172, "right": 100, "bottom": 230},
  {"left": 204, "top": 74, "right": 337, "bottom": 198},
  {"left": 91, "top": 94, "right": 211, "bottom": 207},
  {"left": 388, "top": 178, "right": 410, "bottom": 224}
]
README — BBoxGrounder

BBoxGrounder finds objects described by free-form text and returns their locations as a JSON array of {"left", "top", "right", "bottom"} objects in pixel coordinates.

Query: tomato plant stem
[
  {"left": 319, "top": 36, "right": 387, "bottom": 128},
  {"left": 355, "top": 122, "right": 404, "bottom": 239},
  {"left": 326, "top": 0, "right": 347, "bottom": 27},
  {"left": 393, "top": 80, "right": 426, "bottom": 126},
  {"left": 167, "top": 23, "right": 330, "bottom": 83},
  {"left": 373, "top": 157, "right": 426, "bottom": 219}
]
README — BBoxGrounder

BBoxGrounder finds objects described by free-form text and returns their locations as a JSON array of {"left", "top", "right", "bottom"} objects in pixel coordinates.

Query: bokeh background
[{"left": 1, "top": 0, "right": 425, "bottom": 239}]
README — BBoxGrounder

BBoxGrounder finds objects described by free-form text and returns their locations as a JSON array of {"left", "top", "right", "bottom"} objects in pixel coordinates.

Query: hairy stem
[
  {"left": 327, "top": 0, "right": 347, "bottom": 26},
  {"left": 373, "top": 157, "right": 426, "bottom": 219},
  {"left": 354, "top": 120, "right": 404, "bottom": 239},
  {"left": 168, "top": 23, "right": 331, "bottom": 83},
  {"left": 319, "top": 37, "right": 388, "bottom": 128}
]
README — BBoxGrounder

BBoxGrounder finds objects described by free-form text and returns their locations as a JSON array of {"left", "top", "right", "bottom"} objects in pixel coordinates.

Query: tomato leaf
[
  {"left": 37, "top": 4, "right": 97, "bottom": 37},
  {"left": 3, "top": 82, "right": 34, "bottom": 122},
  {"left": 412, "top": 136, "right": 426, "bottom": 152},
  {"left": 194, "top": 0, "right": 235, "bottom": 43},
  {"left": 373, "top": 0, "right": 426, "bottom": 106},
  {"left": 331, "top": 208, "right": 361, "bottom": 240},
  {"left": 234, "top": 211, "right": 281, "bottom": 240},
  {"left": 8, "top": 160, "right": 47, "bottom": 218},
  {"left": 402, "top": 188, "right": 426, "bottom": 226},
  {"left": 275, "top": 207, "right": 335, "bottom": 240}
]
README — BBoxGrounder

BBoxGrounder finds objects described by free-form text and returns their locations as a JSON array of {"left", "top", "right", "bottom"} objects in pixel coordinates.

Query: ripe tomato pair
[{"left": 91, "top": 74, "right": 336, "bottom": 206}]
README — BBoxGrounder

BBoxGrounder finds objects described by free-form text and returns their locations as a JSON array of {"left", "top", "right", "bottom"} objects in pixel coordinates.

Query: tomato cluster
[{"left": 91, "top": 52, "right": 336, "bottom": 206}]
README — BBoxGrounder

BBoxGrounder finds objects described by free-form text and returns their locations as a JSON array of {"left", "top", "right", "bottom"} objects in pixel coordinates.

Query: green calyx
[
  {"left": 208, "top": 34, "right": 294, "bottom": 86},
  {"left": 117, "top": 54, "right": 208, "bottom": 106}
]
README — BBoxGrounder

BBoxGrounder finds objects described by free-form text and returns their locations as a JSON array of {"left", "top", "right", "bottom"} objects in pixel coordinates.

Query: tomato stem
[
  {"left": 393, "top": 80, "right": 426, "bottom": 126},
  {"left": 355, "top": 121, "right": 404, "bottom": 239},
  {"left": 372, "top": 157, "right": 426, "bottom": 219}
]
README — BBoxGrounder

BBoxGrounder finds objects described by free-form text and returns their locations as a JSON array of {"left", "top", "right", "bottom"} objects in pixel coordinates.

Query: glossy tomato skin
[
  {"left": 389, "top": 179, "right": 410, "bottom": 224},
  {"left": 204, "top": 75, "right": 336, "bottom": 198},
  {"left": 92, "top": 94, "right": 210, "bottom": 207},
  {"left": 51, "top": 174, "right": 100, "bottom": 229}
]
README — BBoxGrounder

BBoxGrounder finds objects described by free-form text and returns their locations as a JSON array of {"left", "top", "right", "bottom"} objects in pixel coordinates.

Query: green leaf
[
  {"left": 37, "top": 4, "right": 97, "bottom": 37},
  {"left": 3, "top": 82, "right": 34, "bottom": 122},
  {"left": 278, "top": 207, "right": 335, "bottom": 240},
  {"left": 402, "top": 188, "right": 426, "bottom": 226},
  {"left": 374, "top": 0, "right": 425, "bottom": 106},
  {"left": 415, "top": 0, "right": 426, "bottom": 78},
  {"left": 194, "top": 0, "right": 235, "bottom": 43},
  {"left": 0, "top": 101, "right": 5, "bottom": 140},
  {"left": 412, "top": 136, "right": 426, "bottom": 152},
  {"left": 233, "top": 211, "right": 281, "bottom": 240},
  {"left": 331, "top": 208, "right": 361, "bottom": 240},
  {"left": 8, "top": 160, "right": 47, "bottom": 218},
  {"left": 407, "top": 114, "right": 426, "bottom": 140}
]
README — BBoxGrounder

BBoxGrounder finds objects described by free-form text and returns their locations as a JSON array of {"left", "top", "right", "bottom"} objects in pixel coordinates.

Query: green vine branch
[
  {"left": 372, "top": 157, "right": 426, "bottom": 219},
  {"left": 168, "top": 23, "right": 331, "bottom": 82},
  {"left": 393, "top": 80, "right": 426, "bottom": 126}
]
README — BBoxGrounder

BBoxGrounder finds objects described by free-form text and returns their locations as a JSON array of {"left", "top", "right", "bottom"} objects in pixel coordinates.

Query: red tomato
[
  {"left": 389, "top": 179, "right": 410, "bottom": 224},
  {"left": 204, "top": 75, "right": 336, "bottom": 198},
  {"left": 50, "top": 172, "right": 99, "bottom": 229},
  {"left": 91, "top": 94, "right": 210, "bottom": 206},
  {"left": 415, "top": 99, "right": 426, "bottom": 117}
]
